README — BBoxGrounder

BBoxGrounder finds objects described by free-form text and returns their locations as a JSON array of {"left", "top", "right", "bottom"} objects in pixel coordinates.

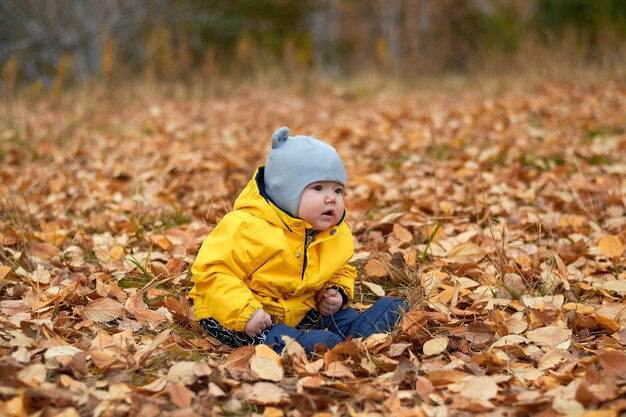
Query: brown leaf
[
  {"left": 464, "top": 321, "right": 496, "bottom": 346},
  {"left": 166, "top": 382, "right": 194, "bottom": 408},
  {"left": 364, "top": 258, "right": 388, "bottom": 278},
  {"left": 323, "top": 361, "right": 356, "bottom": 379},
  {"left": 526, "top": 326, "right": 570, "bottom": 347},
  {"left": 445, "top": 241, "right": 482, "bottom": 262},
  {"left": 83, "top": 297, "right": 125, "bottom": 323},
  {"left": 31, "top": 242, "right": 59, "bottom": 260},
  {"left": 458, "top": 375, "right": 498, "bottom": 400},
  {"left": 598, "top": 350, "right": 626, "bottom": 383},
  {"left": 392, "top": 223, "right": 413, "bottom": 245}
]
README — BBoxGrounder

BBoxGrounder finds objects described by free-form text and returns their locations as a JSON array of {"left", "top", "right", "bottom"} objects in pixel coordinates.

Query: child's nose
[{"left": 325, "top": 192, "right": 336, "bottom": 203}]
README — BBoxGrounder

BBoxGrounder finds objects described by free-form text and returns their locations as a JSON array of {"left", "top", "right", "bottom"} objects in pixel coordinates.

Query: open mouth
[{"left": 322, "top": 210, "right": 334, "bottom": 217}]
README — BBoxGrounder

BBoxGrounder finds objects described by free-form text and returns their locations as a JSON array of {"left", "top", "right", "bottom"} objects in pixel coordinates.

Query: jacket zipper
[{"left": 301, "top": 229, "right": 317, "bottom": 280}]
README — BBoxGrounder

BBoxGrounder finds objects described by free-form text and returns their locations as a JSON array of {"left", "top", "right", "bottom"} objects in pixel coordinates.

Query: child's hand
[
  {"left": 318, "top": 288, "right": 343, "bottom": 316},
  {"left": 245, "top": 308, "right": 272, "bottom": 337}
]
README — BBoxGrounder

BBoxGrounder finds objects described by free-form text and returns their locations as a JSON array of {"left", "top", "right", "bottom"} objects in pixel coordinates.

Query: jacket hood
[{"left": 233, "top": 166, "right": 346, "bottom": 232}]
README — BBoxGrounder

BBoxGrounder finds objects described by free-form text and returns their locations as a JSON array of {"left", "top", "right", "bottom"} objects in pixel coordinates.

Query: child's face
[{"left": 298, "top": 181, "right": 345, "bottom": 230}]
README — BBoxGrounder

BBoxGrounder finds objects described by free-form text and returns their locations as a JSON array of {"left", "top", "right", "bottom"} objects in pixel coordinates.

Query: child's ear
[{"left": 271, "top": 126, "right": 290, "bottom": 149}]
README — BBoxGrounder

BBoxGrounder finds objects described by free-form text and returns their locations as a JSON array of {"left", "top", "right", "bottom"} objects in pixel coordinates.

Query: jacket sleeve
[
  {"left": 189, "top": 213, "right": 266, "bottom": 332},
  {"left": 316, "top": 263, "right": 356, "bottom": 308}
]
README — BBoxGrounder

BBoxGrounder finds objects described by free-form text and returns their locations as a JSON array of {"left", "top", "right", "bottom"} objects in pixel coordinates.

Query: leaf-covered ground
[{"left": 1, "top": 80, "right": 625, "bottom": 417}]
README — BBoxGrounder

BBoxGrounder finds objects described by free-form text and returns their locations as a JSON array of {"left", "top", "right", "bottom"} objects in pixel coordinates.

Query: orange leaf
[
  {"left": 598, "top": 235, "right": 624, "bottom": 258},
  {"left": 0, "top": 265, "right": 11, "bottom": 280},
  {"left": 364, "top": 258, "right": 388, "bottom": 278}
]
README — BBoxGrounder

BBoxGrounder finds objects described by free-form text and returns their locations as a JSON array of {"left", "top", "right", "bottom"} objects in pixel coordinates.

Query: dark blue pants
[{"left": 265, "top": 297, "right": 406, "bottom": 354}]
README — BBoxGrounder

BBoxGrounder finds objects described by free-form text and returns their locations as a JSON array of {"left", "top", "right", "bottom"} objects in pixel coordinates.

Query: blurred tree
[{"left": 0, "top": 0, "right": 625, "bottom": 87}]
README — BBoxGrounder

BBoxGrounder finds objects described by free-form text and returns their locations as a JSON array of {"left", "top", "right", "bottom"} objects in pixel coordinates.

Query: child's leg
[
  {"left": 264, "top": 323, "right": 342, "bottom": 354},
  {"left": 198, "top": 318, "right": 268, "bottom": 347},
  {"left": 318, "top": 297, "right": 407, "bottom": 339}
]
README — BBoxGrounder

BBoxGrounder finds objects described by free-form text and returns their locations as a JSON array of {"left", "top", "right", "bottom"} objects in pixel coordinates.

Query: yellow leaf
[
  {"left": 0, "top": 265, "right": 11, "bottom": 280},
  {"left": 109, "top": 245, "right": 125, "bottom": 261},
  {"left": 264, "top": 407, "right": 285, "bottom": 417},
  {"left": 362, "top": 281, "right": 385, "bottom": 297},
  {"left": 598, "top": 235, "right": 624, "bottom": 258}
]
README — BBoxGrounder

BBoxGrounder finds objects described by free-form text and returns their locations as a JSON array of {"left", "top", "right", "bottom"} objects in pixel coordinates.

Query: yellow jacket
[{"left": 189, "top": 167, "right": 356, "bottom": 332}]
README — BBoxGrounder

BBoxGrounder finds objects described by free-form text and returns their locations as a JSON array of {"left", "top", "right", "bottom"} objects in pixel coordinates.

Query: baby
[{"left": 190, "top": 126, "right": 405, "bottom": 354}]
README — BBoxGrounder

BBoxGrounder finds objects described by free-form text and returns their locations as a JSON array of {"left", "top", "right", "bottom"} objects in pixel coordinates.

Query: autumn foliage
[{"left": 1, "top": 80, "right": 625, "bottom": 416}]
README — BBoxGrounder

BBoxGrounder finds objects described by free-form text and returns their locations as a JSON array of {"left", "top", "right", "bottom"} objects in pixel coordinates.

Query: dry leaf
[
  {"left": 245, "top": 382, "right": 289, "bottom": 405},
  {"left": 167, "top": 361, "right": 198, "bottom": 385},
  {"left": 250, "top": 344, "right": 284, "bottom": 382},
  {"left": 526, "top": 326, "right": 570, "bottom": 347},
  {"left": 423, "top": 336, "right": 448, "bottom": 356},
  {"left": 323, "top": 361, "right": 356, "bottom": 379},
  {"left": 598, "top": 235, "right": 624, "bottom": 258},
  {"left": 362, "top": 281, "right": 385, "bottom": 296},
  {"left": 0, "top": 265, "right": 11, "bottom": 280},
  {"left": 166, "top": 382, "right": 194, "bottom": 408},
  {"left": 458, "top": 376, "right": 498, "bottom": 401},
  {"left": 17, "top": 363, "right": 47, "bottom": 387},
  {"left": 83, "top": 297, "right": 125, "bottom": 323},
  {"left": 364, "top": 258, "right": 388, "bottom": 278},
  {"left": 446, "top": 241, "right": 482, "bottom": 262}
]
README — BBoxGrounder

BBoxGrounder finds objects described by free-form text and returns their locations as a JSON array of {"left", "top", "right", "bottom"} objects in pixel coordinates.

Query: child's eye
[
  {"left": 335, "top": 188, "right": 344, "bottom": 194},
  {"left": 313, "top": 185, "right": 323, "bottom": 191}
]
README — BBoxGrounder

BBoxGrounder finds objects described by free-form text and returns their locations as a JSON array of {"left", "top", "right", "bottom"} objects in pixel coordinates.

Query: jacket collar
[{"left": 233, "top": 166, "right": 346, "bottom": 234}]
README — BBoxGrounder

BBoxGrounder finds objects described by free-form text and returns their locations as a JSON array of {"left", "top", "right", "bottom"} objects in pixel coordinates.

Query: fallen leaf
[
  {"left": 250, "top": 344, "right": 284, "bottom": 382},
  {"left": 167, "top": 361, "right": 198, "bottom": 385},
  {"left": 526, "top": 326, "right": 570, "bottom": 347},
  {"left": 598, "top": 235, "right": 624, "bottom": 258},
  {"left": 458, "top": 375, "right": 498, "bottom": 401},
  {"left": 83, "top": 297, "right": 125, "bottom": 323},
  {"left": 166, "top": 382, "right": 194, "bottom": 408},
  {"left": 423, "top": 336, "right": 448, "bottom": 356},
  {"left": 245, "top": 382, "right": 289, "bottom": 405},
  {"left": 0, "top": 265, "right": 11, "bottom": 280},
  {"left": 362, "top": 281, "right": 385, "bottom": 296},
  {"left": 365, "top": 258, "right": 388, "bottom": 278}
]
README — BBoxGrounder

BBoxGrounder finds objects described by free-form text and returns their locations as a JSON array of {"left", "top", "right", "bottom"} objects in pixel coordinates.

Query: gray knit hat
[{"left": 264, "top": 126, "right": 346, "bottom": 218}]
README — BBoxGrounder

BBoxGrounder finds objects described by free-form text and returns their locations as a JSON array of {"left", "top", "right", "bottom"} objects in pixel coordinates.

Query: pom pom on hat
[{"left": 264, "top": 126, "right": 346, "bottom": 218}]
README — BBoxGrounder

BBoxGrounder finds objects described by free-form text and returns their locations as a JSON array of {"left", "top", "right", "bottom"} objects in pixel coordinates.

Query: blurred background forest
[{"left": 1, "top": 0, "right": 625, "bottom": 97}]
